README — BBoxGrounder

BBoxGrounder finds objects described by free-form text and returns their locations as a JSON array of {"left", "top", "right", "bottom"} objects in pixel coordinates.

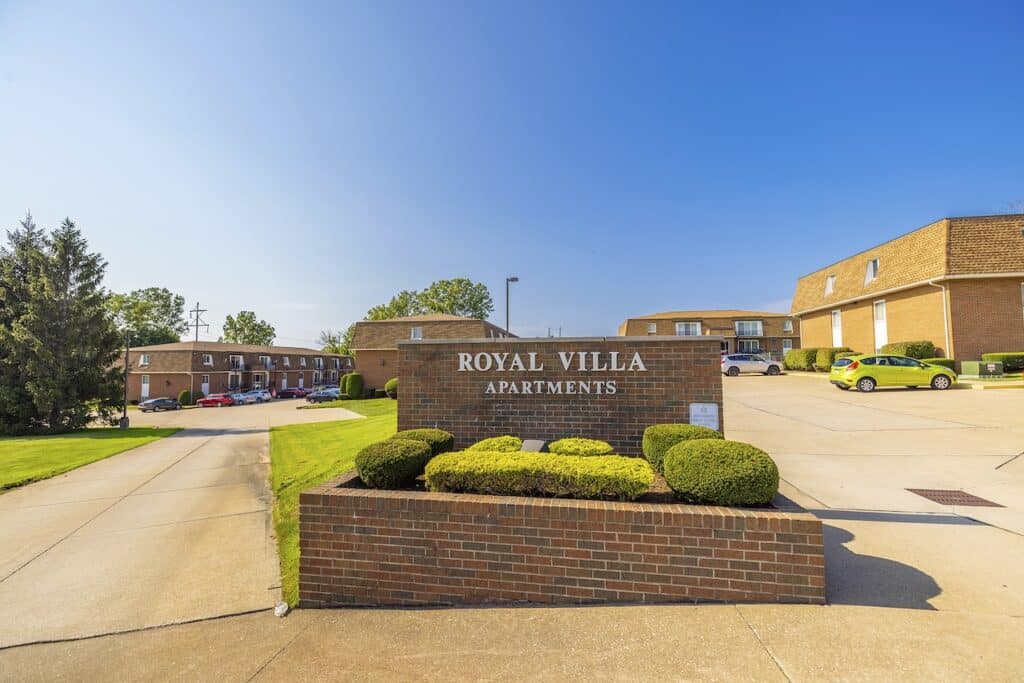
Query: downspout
[{"left": 927, "top": 280, "right": 951, "bottom": 358}]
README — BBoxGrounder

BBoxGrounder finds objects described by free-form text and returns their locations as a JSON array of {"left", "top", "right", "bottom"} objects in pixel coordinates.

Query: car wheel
[
  {"left": 727, "top": 367, "right": 740, "bottom": 377},
  {"left": 766, "top": 365, "right": 780, "bottom": 376},
  {"left": 931, "top": 374, "right": 952, "bottom": 390},
  {"left": 857, "top": 377, "right": 876, "bottom": 393}
]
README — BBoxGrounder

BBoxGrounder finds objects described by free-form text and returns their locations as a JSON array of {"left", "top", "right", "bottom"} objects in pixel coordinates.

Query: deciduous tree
[
  {"left": 219, "top": 310, "right": 276, "bottom": 345},
  {"left": 108, "top": 287, "right": 187, "bottom": 346}
]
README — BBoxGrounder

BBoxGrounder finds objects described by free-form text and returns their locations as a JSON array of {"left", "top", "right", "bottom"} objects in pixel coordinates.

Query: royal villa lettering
[{"left": 457, "top": 350, "right": 647, "bottom": 395}]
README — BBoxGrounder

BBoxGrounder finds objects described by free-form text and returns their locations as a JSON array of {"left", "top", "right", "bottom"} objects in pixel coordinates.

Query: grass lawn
[
  {"left": 0, "top": 427, "right": 182, "bottom": 491},
  {"left": 269, "top": 397, "right": 397, "bottom": 605}
]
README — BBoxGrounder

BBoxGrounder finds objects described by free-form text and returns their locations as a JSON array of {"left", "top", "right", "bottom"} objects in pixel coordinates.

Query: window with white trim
[
  {"left": 299, "top": 357, "right": 307, "bottom": 367},
  {"left": 201, "top": 374, "right": 210, "bottom": 384},
  {"left": 202, "top": 354, "right": 213, "bottom": 365},
  {"left": 259, "top": 355, "right": 270, "bottom": 367},
  {"left": 782, "top": 339, "right": 794, "bottom": 353},
  {"left": 333, "top": 358, "right": 340, "bottom": 369},
  {"left": 783, "top": 320, "right": 793, "bottom": 333},
  {"left": 864, "top": 258, "right": 880, "bottom": 285},
  {"left": 831, "top": 310, "right": 843, "bottom": 346},
  {"left": 410, "top": 326, "right": 423, "bottom": 340},
  {"left": 229, "top": 354, "right": 243, "bottom": 370},
  {"left": 140, "top": 354, "right": 151, "bottom": 366},
  {"left": 735, "top": 320, "right": 763, "bottom": 337},
  {"left": 737, "top": 339, "right": 760, "bottom": 353},
  {"left": 313, "top": 371, "right": 322, "bottom": 384},
  {"left": 675, "top": 322, "right": 701, "bottom": 337},
  {"left": 314, "top": 357, "right": 323, "bottom": 369},
  {"left": 647, "top": 322, "right": 657, "bottom": 334},
  {"left": 825, "top": 274, "right": 836, "bottom": 296},
  {"left": 282, "top": 356, "right": 290, "bottom": 367}
]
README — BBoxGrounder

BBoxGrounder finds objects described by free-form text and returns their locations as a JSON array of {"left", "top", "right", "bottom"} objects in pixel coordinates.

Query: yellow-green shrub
[
  {"left": 642, "top": 423, "right": 724, "bottom": 474},
  {"left": 547, "top": 437, "right": 614, "bottom": 456},
  {"left": 663, "top": 439, "right": 778, "bottom": 506},
  {"left": 355, "top": 438, "right": 432, "bottom": 489},
  {"left": 466, "top": 435, "right": 522, "bottom": 452}
]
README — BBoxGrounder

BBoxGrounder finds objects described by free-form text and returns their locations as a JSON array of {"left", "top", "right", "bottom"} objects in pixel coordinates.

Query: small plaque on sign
[{"left": 689, "top": 403, "right": 720, "bottom": 431}]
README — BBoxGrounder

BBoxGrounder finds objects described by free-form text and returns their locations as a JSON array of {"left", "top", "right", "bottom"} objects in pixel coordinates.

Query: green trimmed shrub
[
  {"left": 467, "top": 435, "right": 523, "bottom": 452},
  {"left": 923, "top": 357, "right": 956, "bottom": 370},
  {"left": 663, "top": 439, "right": 779, "bottom": 506},
  {"left": 355, "top": 438, "right": 433, "bottom": 488},
  {"left": 981, "top": 352, "right": 1024, "bottom": 372},
  {"left": 425, "top": 451, "right": 654, "bottom": 501},
  {"left": 547, "top": 437, "right": 614, "bottom": 457},
  {"left": 815, "top": 347, "right": 854, "bottom": 371},
  {"left": 177, "top": 389, "right": 193, "bottom": 406},
  {"left": 390, "top": 428, "right": 455, "bottom": 456},
  {"left": 345, "top": 372, "right": 364, "bottom": 399},
  {"left": 384, "top": 377, "right": 398, "bottom": 399},
  {"left": 642, "top": 423, "right": 724, "bottom": 474},
  {"left": 881, "top": 341, "right": 936, "bottom": 359},
  {"left": 784, "top": 348, "right": 818, "bottom": 371}
]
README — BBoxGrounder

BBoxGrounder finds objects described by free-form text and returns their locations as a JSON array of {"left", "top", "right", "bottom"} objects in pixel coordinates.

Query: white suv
[{"left": 722, "top": 354, "right": 783, "bottom": 376}]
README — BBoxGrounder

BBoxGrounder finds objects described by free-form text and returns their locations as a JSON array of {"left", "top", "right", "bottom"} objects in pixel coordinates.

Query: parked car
[
  {"left": 139, "top": 397, "right": 181, "bottom": 412},
  {"left": 306, "top": 387, "right": 342, "bottom": 403},
  {"left": 721, "top": 354, "right": 783, "bottom": 376},
  {"left": 277, "top": 387, "right": 307, "bottom": 398},
  {"left": 244, "top": 389, "right": 273, "bottom": 403},
  {"left": 197, "top": 393, "right": 234, "bottom": 407},
  {"left": 232, "top": 392, "right": 257, "bottom": 405},
  {"left": 830, "top": 354, "right": 956, "bottom": 392}
]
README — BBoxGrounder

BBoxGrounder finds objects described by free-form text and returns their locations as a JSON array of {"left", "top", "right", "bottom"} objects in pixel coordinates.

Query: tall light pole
[
  {"left": 120, "top": 329, "right": 131, "bottom": 429},
  {"left": 505, "top": 276, "right": 518, "bottom": 336}
]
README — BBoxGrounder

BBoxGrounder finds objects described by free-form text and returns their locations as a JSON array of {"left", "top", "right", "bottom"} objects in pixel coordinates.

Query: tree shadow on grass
[{"left": 824, "top": 524, "right": 941, "bottom": 610}]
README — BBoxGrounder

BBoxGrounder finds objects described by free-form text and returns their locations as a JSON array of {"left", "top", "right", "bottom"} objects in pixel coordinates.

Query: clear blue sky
[{"left": 2, "top": 1, "right": 1022, "bottom": 345}]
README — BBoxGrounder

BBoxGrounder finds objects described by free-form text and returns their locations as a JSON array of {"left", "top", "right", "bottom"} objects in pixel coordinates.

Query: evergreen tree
[
  {"left": 4, "top": 218, "right": 122, "bottom": 433},
  {"left": 0, "top": 213, "right": 47, "bottom": 433}
]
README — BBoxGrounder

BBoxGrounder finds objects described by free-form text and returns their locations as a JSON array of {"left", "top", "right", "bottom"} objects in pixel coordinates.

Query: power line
[{"left": 187, "top": 302, "right": 209, "bottom": 342}]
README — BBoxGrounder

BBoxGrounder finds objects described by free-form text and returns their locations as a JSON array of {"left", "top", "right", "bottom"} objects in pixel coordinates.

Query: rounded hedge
[
  {"left": 663, "top": 439, "right": 779, "bottom": 506},
  {"left": 344, "top": 372, "right": 364, "bottom": 399},
  {"left": 384, "top": 377, "right": 398, "bottom": 399},
  {"left": 467, "top": 435, "right": 522, "bottom": 452},
  {"left": 923, "top": 357, "right": 955, "bottom": 370},
  {"left": 547, "top": 437, "right": 614, "bottom": 457},
  {"left": 390, "top": 428, "right": 455, "bottom": 456},
  {"left": 642, "top": 424, "right": 724, "bottom": 474},
  {"left": 355, "top": 438, "right": 432, "bottom": 488}
]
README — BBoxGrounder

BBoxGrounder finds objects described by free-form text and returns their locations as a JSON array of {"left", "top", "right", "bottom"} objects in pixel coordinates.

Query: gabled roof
[
  {"left": 355, "top": 313, "right": 478, "bottom": 323},
  {"left": 791, "top": 214, "right": 1024, "bottom": 315},
  {"left": 131, "top": 341, "right": 347, "bottom": 356},
  {"left": 628, "top": 310, "right": 792, "bottom": 320}
]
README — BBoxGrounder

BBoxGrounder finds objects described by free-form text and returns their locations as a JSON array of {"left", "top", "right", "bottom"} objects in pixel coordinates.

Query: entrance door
[
  {"left": 201, "top": 375, "right": 210, "bottom": 396},
  {"left": 140, "top": 375, "right": 150, "bottom": 400},
  {"left": 782, "top": 339, "right": 793, "bottom": 356},
  {"left": 831, "top": 310, "right": 843, "bottom": 347},
  {"left": 298, "top": 373, "right": 304, "bottom": 389},
  {"left": 252, "top": 373, "right": 264, "bottom": 390},
  {"left": 873, "top": 301, "right": 888, "bottom": 352},
  {"left": 281, "top": 376, "right": 287, "bottom": 390}
]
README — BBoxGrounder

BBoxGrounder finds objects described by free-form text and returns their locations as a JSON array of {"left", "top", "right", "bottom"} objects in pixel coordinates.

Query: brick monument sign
[{"left": 397, "top": 336, "right": 724, "bottom": 454}]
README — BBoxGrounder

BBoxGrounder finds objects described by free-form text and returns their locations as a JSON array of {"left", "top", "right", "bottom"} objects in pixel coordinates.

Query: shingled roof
[{"left": 791, "top": 214, "right": 1024, "bottom": 315}]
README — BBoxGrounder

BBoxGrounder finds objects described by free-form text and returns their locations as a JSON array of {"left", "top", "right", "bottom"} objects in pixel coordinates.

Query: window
[
  {"left": 831, "top": 310, "right": 843, "bottom": 346},
  {"left": 259, "top": 355, "right": 270, "bottom": 367},
  {"left": 888, "top": 356, "right": 918, "bottom": 367},
  {"left": 782, "top": 339, "right": 794, "bottom": 354},
  {"left": 864, "top": 258, "right": 880, "bottom": 285},
  {"left": 300, "top": 357, "right": 307, "bottom": 367},
  {"left": 229, "top": 355, "right": 243, "bottom": 370},
  {"left": 282, "top": 356, "right": 290, "bottom": 367},
  {"left": 737, "top": 339, "right": 760, "bottom": 353},
  {"left": 313, "top": 371, "right": 322, "bottom": 384},
  {"left": 735, "top": 321, "right": 763, "bottom": 337},
  {"left": 140, "top": 354, "right": 151, "bottom": 366},
  {"left": 783, "top": 320, "right": 793, "bottom": 333},
  {"left": 411, "top": 326, "right": 423, "bottom": 340},
  {"left": 201, "top": 374, "right": 209, "bottom": 383},
  {"left": 141, "top": 375, "right": 150, "bottom": 385},
  {"left": 333, "top": 358, "right": 340, "bottom": 369},
  {"left": 675, "top": 322, "right": 701, "bottom": 336},
  {"left": 825, "top": 275, "right": 836, "bottom": 296},
  {"left": 202, "top": 354, "right": 213, "bottom": 366},
  {"left": 647, "top": 322, "right": 657, "bottom": 334},
  {"left": 315, "top": 357, "right": 323, "bottom": 369}
]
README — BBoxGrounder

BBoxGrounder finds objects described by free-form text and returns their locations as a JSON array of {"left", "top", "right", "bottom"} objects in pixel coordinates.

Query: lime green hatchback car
[{"left": 829, "top": 354, "right": 957, "bottom": 392}]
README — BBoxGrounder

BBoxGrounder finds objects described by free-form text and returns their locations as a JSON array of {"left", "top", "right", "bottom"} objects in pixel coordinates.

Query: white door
[
  {"left": 281, "top": 376, "right": 287, "bottom": 390},
  {"left": 831, "top": 310, "right": 843, "bottom": 347},
  {"left": 201, "top": 376, "right": 210, "bottom": 396},
  {"left": 782, "top": 339, "right": 793, "bottom": 355},
  {"left": 140, "top": 375, "right": 150, "bottom": 400},
  {"left": 253, "top": 374, "right": 264, "bottom": 390},
  {"left": 873, "top": 301, "right": 888, "bottom": 352},
  {"left": 298, "top": 374, "right": 304, "bottom": 389}
]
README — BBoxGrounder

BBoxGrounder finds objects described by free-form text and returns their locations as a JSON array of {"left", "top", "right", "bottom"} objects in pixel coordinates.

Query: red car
[
  {"left": 277, "top": 387, "right": 308, "bottom": 398},
  {"left": 197, "top": 393, "right": 235, "bottom": 407}
]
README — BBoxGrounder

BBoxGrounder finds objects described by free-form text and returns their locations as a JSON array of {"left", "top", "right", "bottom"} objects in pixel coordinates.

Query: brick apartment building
[
  {"left": 791, "top": 213, "right": 1024, "bottom": 366},
  {"left": 125, "top": 341, "right": 353, "bottom": 402},
  {"left": 617, "top": 310, "right": 800, "bottom": 359},
  {"left": 351, "top": 313, "right": 512, "bottom": 390}
]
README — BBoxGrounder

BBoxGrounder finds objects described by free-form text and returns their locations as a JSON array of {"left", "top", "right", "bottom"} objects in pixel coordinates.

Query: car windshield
[{"left": 832, "top": 358, "right": 853, "bottom": 367}]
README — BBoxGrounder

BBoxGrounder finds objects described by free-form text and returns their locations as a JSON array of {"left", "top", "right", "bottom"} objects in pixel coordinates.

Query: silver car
[{"left": 721, "top": 354, "right": 783, "bottom": 376}]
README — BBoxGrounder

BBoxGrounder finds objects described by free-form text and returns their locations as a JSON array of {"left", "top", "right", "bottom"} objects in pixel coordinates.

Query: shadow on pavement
[
  {"left": 824, "top": 524, "right": 940, "bottom": 610},
  {"left": 812, "top": 509, "right": 983, "bottom": 525},
  {"left": 169, "top": 428, "right": 270, "bottom": 437}
]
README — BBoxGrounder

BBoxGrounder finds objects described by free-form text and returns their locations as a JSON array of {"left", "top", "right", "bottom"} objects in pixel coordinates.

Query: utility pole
[{"left": 186, "top": 303, "right": 210, "bottom": 402}]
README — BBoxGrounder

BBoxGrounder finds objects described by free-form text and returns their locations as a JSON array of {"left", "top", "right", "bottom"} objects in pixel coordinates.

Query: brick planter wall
[
  {"left": 398, "top": 336, "right": 723, "bottom": 456},
  {"left": 299, "top": 473, "right": 826, "bottom": 608}
]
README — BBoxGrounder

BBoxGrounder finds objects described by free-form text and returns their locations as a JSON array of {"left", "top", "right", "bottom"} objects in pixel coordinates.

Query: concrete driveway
[{"left": 0, "top": 399, "right": 359, "bottom": 648}]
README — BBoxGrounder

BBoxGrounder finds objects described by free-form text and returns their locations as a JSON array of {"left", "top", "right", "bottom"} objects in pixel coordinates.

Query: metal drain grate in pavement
[{"left": 906, "top": 489, "right": 1004, "bottom": 507}]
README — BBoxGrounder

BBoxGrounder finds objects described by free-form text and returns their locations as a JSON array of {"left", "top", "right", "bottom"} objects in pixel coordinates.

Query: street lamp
[
  {"left": 120, "top": 330, "right": 131, "bottom": 429},
  {"left": 505, "top": 276, "right": 519, "bottom": 336}
]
